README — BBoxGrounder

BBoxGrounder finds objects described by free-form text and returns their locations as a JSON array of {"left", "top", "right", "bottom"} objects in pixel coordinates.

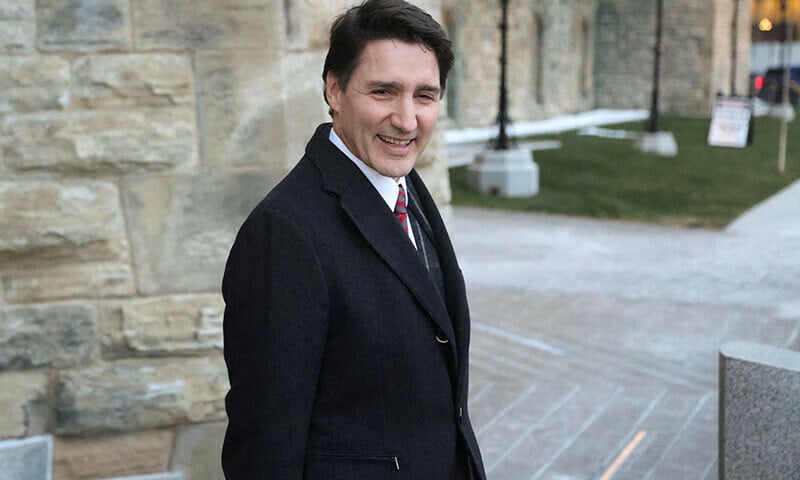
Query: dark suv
[{"left": 755, "top": 66, "right": 800, "bottom": 105}]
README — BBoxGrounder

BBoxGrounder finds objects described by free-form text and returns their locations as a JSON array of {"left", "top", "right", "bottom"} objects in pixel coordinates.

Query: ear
[{"left": 325, "top": 72, "right": 342, "bottom": 114}]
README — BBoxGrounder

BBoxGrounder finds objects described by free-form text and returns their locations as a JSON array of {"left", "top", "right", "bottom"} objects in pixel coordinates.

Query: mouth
[{"left": 377, "top": 134, "right": 414, "bottom": 147}]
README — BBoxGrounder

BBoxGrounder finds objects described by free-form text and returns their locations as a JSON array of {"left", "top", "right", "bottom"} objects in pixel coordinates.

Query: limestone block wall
[
  {"left": 442, "top": 0, "right": 599, "bottom": 128},
  {"left": 0, "top": 0, "right": 448, "bottom": 478},
  {"left": 594, "top": 0, "right": 752, "bottom": 117},
  {"left": 443, "top": 0, "right": 750, "bottom": 125}
]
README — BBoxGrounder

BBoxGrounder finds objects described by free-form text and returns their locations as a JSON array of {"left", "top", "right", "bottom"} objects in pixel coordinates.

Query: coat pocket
[{"left": 305, "top": 450, "right": 400, "bottom": 479}]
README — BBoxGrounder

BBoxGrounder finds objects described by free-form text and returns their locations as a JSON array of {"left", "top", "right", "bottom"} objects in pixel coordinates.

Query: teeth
[{"left": 379, "top": 135, "right": 412, "bottom": 146}]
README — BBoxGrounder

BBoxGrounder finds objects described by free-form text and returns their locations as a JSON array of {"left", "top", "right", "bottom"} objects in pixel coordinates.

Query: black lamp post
[
  {"left": 492, "top": 0, "right": 513, "bottom": 150},
  {"left": 731, "top": 0, "right": 739, "bottom": 96},
  {"left": 648, "top": 0, "right": 664, "bottom": 133},
  {"left": 468, "top": 0, "right": 538, "bottom": 197}
]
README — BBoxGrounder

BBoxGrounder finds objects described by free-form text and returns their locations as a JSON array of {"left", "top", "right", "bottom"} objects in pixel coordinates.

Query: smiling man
[{"left": 221, "top": 1, "right": 485, "bottom": 478}]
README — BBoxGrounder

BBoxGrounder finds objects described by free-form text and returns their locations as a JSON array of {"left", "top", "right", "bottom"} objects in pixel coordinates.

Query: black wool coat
[{"left": 221, "top": 123, "right": 486, "bottom": 479}]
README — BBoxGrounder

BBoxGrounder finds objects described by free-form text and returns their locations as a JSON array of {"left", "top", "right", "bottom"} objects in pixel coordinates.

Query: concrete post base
[
  {"left": 634, "top": 131, "right": 678, "bottom": 157},
  {"left": 719, "top": 341, "right": 800, "bottom": 480},
  {"left": 768, "top": 104, "right": 796, "bottom": 122},
  {"left": 467, "top": 148, "right": 539, "bottom": 198}
]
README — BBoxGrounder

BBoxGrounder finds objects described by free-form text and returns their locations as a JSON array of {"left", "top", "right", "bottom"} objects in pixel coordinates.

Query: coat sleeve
[{"left": 221, "top": 207, "right": 329, "bottom": 479}]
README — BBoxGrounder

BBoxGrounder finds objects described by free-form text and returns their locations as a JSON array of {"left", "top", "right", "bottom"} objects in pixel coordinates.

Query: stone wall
[
  {"left": 442, "top": 0, "right": 599, "bottom": 128},
  {"left": 594, "top": 0, "right": 752, "bottom": 117},
  {"left": 0, "top": 0, "right": 447, "bottom": 478},
  {"left": 442, "top": 0, "right": 747, "bottom": 126}
]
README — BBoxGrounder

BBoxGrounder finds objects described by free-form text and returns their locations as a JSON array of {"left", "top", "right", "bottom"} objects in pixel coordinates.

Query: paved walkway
[{"left": 454, "top": 181, "right": 800, "bottom": 479}]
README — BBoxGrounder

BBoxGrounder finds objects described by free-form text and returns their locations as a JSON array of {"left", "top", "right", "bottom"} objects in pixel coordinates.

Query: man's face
[{"left": 326, "top": 38, "right": 441, "bottom": 180}]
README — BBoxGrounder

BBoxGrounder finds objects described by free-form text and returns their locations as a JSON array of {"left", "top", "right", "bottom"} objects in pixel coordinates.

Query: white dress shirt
[{"left": 329, "top": 129, "right": 417, "bottom": 248}]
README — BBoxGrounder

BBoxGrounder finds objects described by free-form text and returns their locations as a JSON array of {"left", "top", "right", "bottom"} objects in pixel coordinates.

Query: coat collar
[{"left": 304, "top": 124, "right": 457, "bottom": 345}]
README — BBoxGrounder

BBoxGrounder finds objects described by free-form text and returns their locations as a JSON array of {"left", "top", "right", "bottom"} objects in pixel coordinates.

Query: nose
[{"left": 390, "top": 97, "right": 417, "bottom": 134}]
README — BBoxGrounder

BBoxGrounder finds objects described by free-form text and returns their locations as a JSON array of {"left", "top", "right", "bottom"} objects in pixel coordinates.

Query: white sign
[{"left": 707, "top": 96, "right": 752, "bottom": 148}]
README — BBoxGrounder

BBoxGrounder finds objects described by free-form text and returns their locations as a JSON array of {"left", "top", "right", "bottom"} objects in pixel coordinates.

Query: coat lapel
[
  {"left": 408, "top": 170, "right": 471, "bottom": 390},
  {"left": 306, "top": 124, "right": 457, "bottom": 346}
]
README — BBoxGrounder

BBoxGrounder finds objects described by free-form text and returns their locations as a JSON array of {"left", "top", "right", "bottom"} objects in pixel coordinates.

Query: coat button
[{"left": 435, "top": 334, "right": 449, "bottom": 344}]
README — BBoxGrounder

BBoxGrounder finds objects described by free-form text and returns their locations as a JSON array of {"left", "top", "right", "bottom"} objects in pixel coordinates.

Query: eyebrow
[{"left": 367, "top": 81, "right": 441, "bottom": 96}]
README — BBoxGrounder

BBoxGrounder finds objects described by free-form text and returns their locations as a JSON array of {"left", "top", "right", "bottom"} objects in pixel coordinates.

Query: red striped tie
[{"left": 394, "top": 184, "right": 409, "bottom": 234}]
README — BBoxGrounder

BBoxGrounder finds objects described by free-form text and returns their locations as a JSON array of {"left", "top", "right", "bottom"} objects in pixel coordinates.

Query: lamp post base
[
  {"left": 634, "top": 131, "right": 678, "bottom": 157},
  {"left": 467, "top": 148, "right": 539, "bottom": 198}
]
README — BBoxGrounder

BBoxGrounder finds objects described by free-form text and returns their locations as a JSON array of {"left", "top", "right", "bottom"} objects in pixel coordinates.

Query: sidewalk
[
  {"left": 455, "top": 180, "right": 800, "bottom": 479},
  {"left": 445, "top": 109, "right": 649, "bottom": 168},
  {"left": 726, "top": 179, "right": 800, "bottom": 238}
]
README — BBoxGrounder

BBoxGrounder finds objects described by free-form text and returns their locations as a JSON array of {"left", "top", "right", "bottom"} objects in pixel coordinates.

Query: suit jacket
[{"left": 221, "top": 123, "right": 486, "bottom": 479}]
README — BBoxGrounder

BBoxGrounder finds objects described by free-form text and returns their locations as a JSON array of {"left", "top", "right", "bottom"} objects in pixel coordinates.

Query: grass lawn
[{"left": 449, "top": 114, "right": 800, "bottom": 228}]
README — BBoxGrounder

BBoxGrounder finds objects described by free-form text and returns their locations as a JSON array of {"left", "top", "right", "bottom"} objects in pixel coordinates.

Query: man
[{"left": 221, "top": 0, "right": 485, "bottom": 478}]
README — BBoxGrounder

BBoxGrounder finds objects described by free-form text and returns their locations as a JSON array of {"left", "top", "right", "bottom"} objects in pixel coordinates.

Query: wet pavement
[{"left": 453, "top": 181, "right": 800, "bottom": 479}]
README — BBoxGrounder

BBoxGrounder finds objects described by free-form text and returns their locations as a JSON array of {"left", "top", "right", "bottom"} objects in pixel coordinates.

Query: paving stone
[
  {"left": 485, "top": 381, "right": 620, "bottom": 479},
  {"left": 474, "top": 379, "right": 578, "bottom": 471},
  {"left": 451, "top": 203, "right": 800, "bottom": 479},
  {"left": 536, "top": 385, "right": 668, "bottom": 479}
]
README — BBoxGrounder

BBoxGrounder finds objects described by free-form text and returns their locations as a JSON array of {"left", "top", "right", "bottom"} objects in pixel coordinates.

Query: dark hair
[{"left": 322, "top": 0, "right": 454, "bottom": 106}]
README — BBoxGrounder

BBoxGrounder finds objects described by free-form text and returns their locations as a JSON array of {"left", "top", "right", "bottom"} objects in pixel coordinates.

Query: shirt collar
[{"left": 329, "top": 128, "right": 407, "bottom": 211}]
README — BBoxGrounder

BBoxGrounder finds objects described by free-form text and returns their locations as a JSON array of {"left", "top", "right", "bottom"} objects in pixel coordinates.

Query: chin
[
  {"left": 391, "top": 163, "right": 416, "bottom": 178},
  {"left": 374, "top": 159, "right": 415, "bottom": 178}
]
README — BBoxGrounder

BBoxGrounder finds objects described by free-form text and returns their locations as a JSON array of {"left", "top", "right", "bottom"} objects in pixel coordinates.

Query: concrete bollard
[{"left": 719, "top": 341, "right": 800, "bottom": 479}]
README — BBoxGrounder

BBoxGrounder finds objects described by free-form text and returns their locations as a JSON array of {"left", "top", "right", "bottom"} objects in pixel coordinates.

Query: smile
[{"left": 378, "top": 135, "right": 413, "bottom": 146}]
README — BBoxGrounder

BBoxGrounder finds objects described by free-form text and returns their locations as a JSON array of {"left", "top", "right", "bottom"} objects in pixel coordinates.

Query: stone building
[
  {"left": 442, "top": 0, "right": 751, "bottom": 127},
  {"left": 442, "top": 0, "right": 599, "bottom": 126},
  {"left": 0, "top": 0, "right": 749, "bottom": 479},
  {"left": 593, "top": 0, "right": 752, "bottom": 116}
]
